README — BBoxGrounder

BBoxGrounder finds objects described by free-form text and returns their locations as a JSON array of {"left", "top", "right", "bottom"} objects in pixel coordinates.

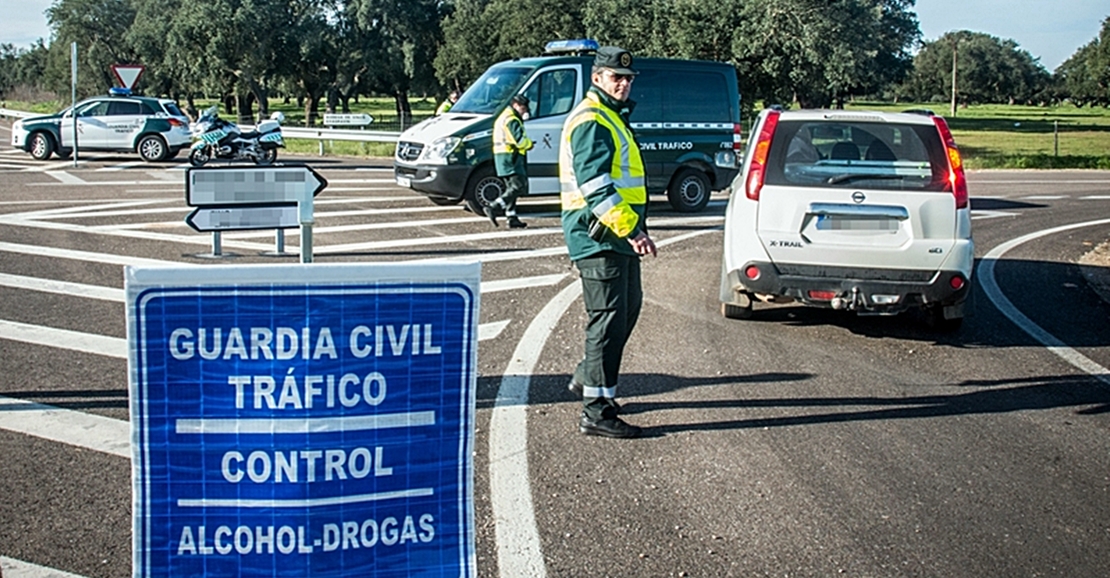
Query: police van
[{"left": 394, "top": 40, "right": 742, "bottom": 214}]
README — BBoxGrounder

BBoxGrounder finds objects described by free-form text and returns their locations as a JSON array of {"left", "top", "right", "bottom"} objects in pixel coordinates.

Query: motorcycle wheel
[
  {"left": 188, "top": 147, "right": 211, "bottom": 167},
  {"left": 255, "top": 148, "right": 278, "bottom": 166}
]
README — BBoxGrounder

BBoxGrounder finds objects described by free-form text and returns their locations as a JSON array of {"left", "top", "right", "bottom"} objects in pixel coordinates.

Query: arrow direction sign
[
  {"left": 110, "top": 64, "right": 145, "bottom": 89},
  {"left": 186, "top": 203, "right": 299, "bottom": 232},
  {"left": 186, "top": 165, "right": 328, "bottom": 262},
  {"left": 186, "top": 165, "right": 327, "bottom": 208}
]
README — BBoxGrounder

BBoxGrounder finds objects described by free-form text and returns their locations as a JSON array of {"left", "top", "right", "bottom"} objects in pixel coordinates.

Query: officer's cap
[{"left": 594, "top": 46, "right": 638, "bottom": 76}]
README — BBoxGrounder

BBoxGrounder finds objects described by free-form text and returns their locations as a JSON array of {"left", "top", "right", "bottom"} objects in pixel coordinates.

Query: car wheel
[
  {"left": 138, "top": 134, "right": 168, "bottom": 162},
  {"left": 188, "top": 147, "right": 211, "bottom": 167},
  {"left": 464, "top": 165, "right": 505, "bottom": 215},
  {"left": 29, "top": 132, "right": 54, "bottom": 160},
  {"left": 667, "top": 168, "right": 711, "bottom": 213},
  {"left": 255, "top": 147, "right": 278, "bottom": 166}
]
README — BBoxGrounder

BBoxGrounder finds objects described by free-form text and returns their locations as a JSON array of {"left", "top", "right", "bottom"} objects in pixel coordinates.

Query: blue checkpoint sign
[{"left": 125, "top": 263, "right": 479, "bottom": 577}]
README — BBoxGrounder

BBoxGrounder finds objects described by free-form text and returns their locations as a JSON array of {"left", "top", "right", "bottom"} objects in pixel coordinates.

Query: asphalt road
[{"left": 1, "top": 124, "right": 1109, "bottom": 577}]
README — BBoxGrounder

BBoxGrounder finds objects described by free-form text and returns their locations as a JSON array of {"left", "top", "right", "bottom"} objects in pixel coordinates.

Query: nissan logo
[{"left": 852, "top": 191, "right": 866, "bottom": 203}]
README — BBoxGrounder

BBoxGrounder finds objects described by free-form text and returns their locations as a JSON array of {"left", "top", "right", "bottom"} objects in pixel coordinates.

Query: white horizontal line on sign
[
  {"left": 178, "top": 487, "right": 434, "bottom": 508},
  {"left": 175, "top": 410, "right": 436, "bottom": 434}
]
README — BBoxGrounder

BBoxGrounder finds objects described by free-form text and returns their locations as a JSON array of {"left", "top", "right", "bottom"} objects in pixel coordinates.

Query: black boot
[
  {"left": 484, "top": 203, "right": 501, "bottom": 227},
  {"left": 578, "top": 413, "right": 642, "bottom": 439},
  {"left": 507, "top": 216, "right": 527, "bottom": 228}
]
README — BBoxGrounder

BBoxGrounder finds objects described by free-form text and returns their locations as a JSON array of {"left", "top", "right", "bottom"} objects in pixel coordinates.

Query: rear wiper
[{"left": 827, "top": 174, "right": 907, "bottom": 185}]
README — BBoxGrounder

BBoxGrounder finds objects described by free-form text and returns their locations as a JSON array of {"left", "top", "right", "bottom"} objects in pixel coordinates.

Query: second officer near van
[{"left": 486, "top": 95, "right": 533, "bottom": 228}]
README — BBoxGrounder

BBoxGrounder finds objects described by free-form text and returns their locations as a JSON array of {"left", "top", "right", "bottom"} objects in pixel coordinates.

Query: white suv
[{"left": 720, "top": 108, "right": 973, "bottom": 330}]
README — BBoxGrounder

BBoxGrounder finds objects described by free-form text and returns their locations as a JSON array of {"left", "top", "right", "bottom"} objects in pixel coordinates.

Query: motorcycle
[{"left": 188, "top": 106, "right": 285, "bottom": 166}]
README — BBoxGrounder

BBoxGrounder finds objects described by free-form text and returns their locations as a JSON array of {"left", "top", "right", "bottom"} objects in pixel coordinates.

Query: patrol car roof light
[
  {"left": 543, "top": 39, "right": 599, "bottom": 55},
  {"left": 109, "top": 87, "right": 132, "bottom": 97}
]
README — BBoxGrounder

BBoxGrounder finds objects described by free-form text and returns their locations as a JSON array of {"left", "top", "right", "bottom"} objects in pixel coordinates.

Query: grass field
[{"left": 7, "top": 96, "right": 1109, "bottom": 168}]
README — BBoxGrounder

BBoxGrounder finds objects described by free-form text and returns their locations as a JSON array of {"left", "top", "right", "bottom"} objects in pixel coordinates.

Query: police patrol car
[
  {"left": 11, "top": 88, "right": 192, "bottom": 162},
  {"left": 394, "top": 39, "right": 743, "bottom": 214}
]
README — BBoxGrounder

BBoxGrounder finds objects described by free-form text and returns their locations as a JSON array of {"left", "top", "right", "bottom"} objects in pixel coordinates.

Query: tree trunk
[
  {"left": 394, "top": 90, "right": 412, "bottom": 130},
  {"left": 304, "top": 94, "right": 321, "bottom": 127},
  {"left": 236, "top": 93, "right": 254, "bottom": 124}
]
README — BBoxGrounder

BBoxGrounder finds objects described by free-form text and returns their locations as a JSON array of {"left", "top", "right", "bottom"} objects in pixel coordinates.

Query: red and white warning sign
[{"left": 110, "top": 64, "right": 145, "bottom": 90}]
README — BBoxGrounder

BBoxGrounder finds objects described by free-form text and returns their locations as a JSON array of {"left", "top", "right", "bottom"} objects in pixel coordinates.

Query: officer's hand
[{"left": 628, "top": 231, "right": 657, "bottom": 257}]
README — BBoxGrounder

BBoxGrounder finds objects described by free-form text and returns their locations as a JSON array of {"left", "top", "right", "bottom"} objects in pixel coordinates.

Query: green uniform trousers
[{"left": 572, "top": 251, "right": 643, "bottom": 420}]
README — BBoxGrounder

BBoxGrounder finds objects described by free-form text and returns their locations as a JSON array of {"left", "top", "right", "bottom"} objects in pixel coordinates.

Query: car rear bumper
[
  {"left": 725, "top": 261, "right": 970, "bottom": 312},
  {"left": 394, "top": 162, "right": 470, "bottom": 201}
]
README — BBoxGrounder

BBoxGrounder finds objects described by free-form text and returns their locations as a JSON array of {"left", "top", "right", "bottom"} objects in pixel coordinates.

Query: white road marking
[
  {"left": 1020, "top": 195, "right": 1067, "bottom": 200},
  {"left": 97, "top": 161, "right": 144, "bottom": 172},
  {"left": 1080, "top": 196, "right": 1110, "bottom": 200},
  {"left": 0, "top": 273, "right": 122, "bottom": 301},
  {"left": 979, "top": 218, "right": 1110, "bottom": 387},
  {"left": 1, "top": 556, "right": 90, "bottom": 578},
  {"left": 43, "top": 170, "right": 85, "bottom": 184},
  {"left": 488, "top": 228, "right": 718, "bottom": 578},
  {"left": 971, "top": 210, "right": 1018, "bottom": 220}
]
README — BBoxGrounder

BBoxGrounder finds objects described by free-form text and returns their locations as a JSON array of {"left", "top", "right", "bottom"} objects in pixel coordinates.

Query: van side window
[
  {"left": 522, "top": 68, "right": 578, "bottom": 119},
  {"left": 628, "top": 69, "right": 729, "bottom": 123}
]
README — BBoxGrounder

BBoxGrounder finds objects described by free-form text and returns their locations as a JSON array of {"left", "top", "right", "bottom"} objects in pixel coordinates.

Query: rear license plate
[{"left": 816, "top": 215, "right": 898, "bottom": 231}]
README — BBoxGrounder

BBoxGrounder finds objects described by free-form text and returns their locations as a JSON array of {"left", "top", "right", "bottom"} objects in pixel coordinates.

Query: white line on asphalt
[
  {"left": 971, "top": 210, "right": 1018, "bottom": 220},
  {"left": 43, "top": 170, "right": 85, "bottom": 183},
  {"left": 1080, "top": 196, "right": 1110, "bottom": 200},
  {"left": 488, "top": 228, "right": 718, "bottom": 578},
  {"left": 97, "top": 161, "right": 145, "bottom": 171},
  {"left": 0, "top": 273, "right": 122, "bottom": 301},
  {"left": 0, "top": 395, "right": 131, "bottom": 458},
  {"left": 1, "top": 555, "right": 91, "bottom": 578},
  {"left": 0, "top": 319, "right": 126, "bottom": 358},
  {"left": 979, "top": 218, "right": 1110, "bottom": 386},
  {"left": 1020, "top": 195, "right": 1067, "bottom": 200},
  {"left": 0, "top": 241, "right": 187, "bottom": 268}
]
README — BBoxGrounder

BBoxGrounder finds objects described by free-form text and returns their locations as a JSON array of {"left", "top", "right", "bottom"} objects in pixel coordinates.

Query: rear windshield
[
  {"left": 162, "top": 102, "right": 185, "bottom": 117},
  {"left": 765, "top": 120, "right": 949, "bottom": 191}
]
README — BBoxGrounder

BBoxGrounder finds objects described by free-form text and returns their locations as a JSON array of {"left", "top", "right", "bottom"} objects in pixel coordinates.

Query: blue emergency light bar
[
  {"left": 544, "top": 39, "right": 599, "bottom": 55},
  {"left": 109, "top": 87, "right": 132, "bottom": 97}
]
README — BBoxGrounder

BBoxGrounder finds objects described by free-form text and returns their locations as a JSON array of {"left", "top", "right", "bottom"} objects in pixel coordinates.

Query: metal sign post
[
  {"left": 185, "top": 166, "right": 327, "bottom": 262},
  {"left": 125, "top": 263, "right": 480, "bottom": 577},
  {"left": 70, "top": 42, "right": 78, "bottom": 167}
]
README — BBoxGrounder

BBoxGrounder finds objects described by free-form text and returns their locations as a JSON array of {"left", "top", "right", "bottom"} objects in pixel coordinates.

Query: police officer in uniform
[
  {"left": 436, "top": 90, "right": 459, "bottom": 116},
  {"left": 486, "top": 95, "right": 533, "bottom": 228},
  {"left": 559, "top": 46, "right": 656, "bottom": 438}
]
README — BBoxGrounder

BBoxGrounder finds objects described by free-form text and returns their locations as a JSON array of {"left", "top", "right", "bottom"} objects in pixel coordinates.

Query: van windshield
[{"left": 452, "top": 65, "right": 533, "bottom": 114}]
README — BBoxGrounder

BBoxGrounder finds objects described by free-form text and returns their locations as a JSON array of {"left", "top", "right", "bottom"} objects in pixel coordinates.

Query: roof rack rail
[{"left": 902, "top": 108, "right": 935, "bottom": 116}]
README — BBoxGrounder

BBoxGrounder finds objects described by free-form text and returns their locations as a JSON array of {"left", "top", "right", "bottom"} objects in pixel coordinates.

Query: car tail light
[
  {"left": 733, "top": 123, "right": 743, "bottom": 154},
  {"left": 808, "top": 290, "right": 837, "bottom": 301},
  {"left": 932, "top": 116, "right": 969, "bottom": 209},
  {"left": 745, "top": 110, "right": 780, "bottom": 201},
  {"left": 169, "top": 118, "right": 187, "bottom": 128}
]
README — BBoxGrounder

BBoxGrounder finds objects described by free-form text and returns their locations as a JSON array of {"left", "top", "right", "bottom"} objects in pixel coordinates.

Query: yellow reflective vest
[{"left": 559, "top": 88, "right": 647, "bottom": 260}]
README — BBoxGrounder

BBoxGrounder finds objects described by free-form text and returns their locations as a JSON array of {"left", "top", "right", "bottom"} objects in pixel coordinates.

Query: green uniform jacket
[
  {"left": 493, "top": 107, "right": 532, "bottom": 177},
  {"left": 561, "top": 87, "right": 647, "bottom": 261}
]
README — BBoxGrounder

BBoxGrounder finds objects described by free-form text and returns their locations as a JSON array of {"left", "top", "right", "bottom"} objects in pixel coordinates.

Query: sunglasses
[{"left": 605, "top": 71, "right": 635, "bottom": 83}]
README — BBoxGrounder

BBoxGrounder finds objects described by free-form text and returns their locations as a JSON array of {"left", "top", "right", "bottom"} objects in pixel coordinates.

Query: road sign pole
[
  {"left": 300, "top": 223, "right": 313, "bottom": 263},
  {"left": 211, "top": 231, "right": 222, "bottom": 256},
  {"left": 71, "top": 42, "right": 78, "bottom": 167},
  {"left": 275, "top": 229, "right": 285, "bottom": 254}
]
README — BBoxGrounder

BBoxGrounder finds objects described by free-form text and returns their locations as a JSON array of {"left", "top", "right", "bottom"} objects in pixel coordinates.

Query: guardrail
[
  {"left": 0, "top": 108, "right": 402, "bottom": 149},
  {"left": 0, "top": 108, "right": 38, "bottom": 119}
]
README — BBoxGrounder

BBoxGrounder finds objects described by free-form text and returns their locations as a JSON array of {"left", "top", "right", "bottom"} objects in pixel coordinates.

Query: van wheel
[
  {"left": 668, "top": 168, "right": 711, "bottom": 213},
  {"left": 29, "top": 132, "right": 55, "bottom": 160},
  {"left": 464, "top": 166, "right": 505, "bottom": 214}
]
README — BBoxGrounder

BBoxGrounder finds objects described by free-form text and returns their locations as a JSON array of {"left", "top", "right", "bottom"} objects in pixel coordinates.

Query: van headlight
[{"left": 421, "top": 136, "right": 461, "bottom": 164}]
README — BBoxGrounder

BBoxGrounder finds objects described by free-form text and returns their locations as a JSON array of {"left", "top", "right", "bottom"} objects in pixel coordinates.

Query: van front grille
[{"left": 396, "top": 141, "right": 423, "bottom": 162}]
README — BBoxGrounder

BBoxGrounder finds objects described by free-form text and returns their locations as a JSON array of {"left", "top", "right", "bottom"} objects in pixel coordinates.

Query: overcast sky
[{"left": 0, "top": 0, "right": 1105, "bottom": 71}]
